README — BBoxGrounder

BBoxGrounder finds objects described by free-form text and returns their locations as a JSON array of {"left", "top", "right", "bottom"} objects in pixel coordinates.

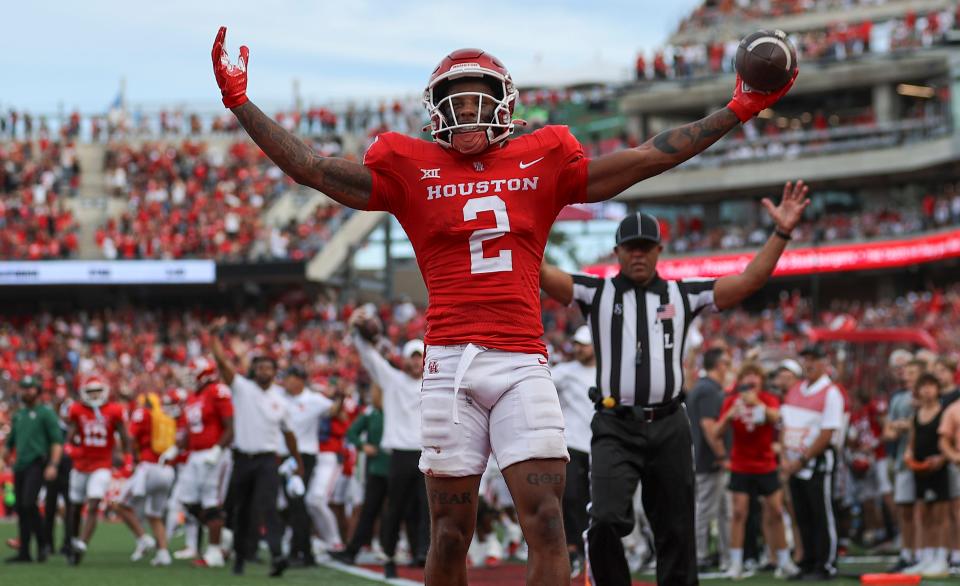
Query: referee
[
  {"left": 539, "top": 181, "right": 809, "bottom": 585},
  {"left": 210, "top": 320, "right": 306, "bottom": 578}
]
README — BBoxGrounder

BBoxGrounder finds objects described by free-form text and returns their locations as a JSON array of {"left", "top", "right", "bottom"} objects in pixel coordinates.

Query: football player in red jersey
[
  {"left": 177, "top": 357, "right": 235, "bottom": 568},
  {"left": 114, "top": 390, "right": 182, "bottom": 566},
  {"left": 64, "top": 375, "right": 132, "bottom": 565},
  {"left": 212, "top": 27, "right": 797, "bottom": 584}
]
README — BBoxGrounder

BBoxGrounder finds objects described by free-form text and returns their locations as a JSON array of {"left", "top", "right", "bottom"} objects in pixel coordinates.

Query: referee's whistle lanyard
[{"left": 451, "top": 343, "right": 485, "bottom": 425}]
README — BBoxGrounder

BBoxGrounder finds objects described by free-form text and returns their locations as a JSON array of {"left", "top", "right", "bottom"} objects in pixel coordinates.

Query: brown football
[
  {"left": 357, "top": 315, "right": 382, "bottom": 341},
  {"left": 735, "top": 29, "right": 798, "bottom": 93}
]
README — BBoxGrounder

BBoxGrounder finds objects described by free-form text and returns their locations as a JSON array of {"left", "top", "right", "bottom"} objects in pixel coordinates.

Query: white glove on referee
[
  {"left": 286, "top": 475, "right": 306, "bottom": 498},
  {"left": 203, "top": 445, "right": 223, "bottom": 466},
  {"left": 158, "top": 446, "right": 179, "bottom": 465}
]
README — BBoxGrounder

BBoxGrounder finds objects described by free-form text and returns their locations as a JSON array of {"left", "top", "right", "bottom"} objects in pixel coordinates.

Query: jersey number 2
[{"left": 463, "top": 196, "right": 512, "bottom": 274}]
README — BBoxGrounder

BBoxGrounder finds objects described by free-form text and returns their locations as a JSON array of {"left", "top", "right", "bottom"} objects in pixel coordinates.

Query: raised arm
[
  {"left": 713, "top": 181, "right": 810, "bottom": 310},
  {"left": 212, "top": 27, "right": 372, "bottom": 210},
  {"left": 209, "top": 318, "right": 236, "bottom": 386},
  {"left": 539, "top": 259, "right": 574, "bottom": 306},
  {"left": 585, "top": 72, "right": 797, "bottom": 203}
]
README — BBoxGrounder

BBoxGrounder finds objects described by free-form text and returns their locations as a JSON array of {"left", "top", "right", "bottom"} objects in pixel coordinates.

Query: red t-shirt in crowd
[
  {"left": 719, "top": 390, "right": 780, "bottom": 475},
  {"left": 849, "top": 399, "right": 886, "bottom": 460},
  {"left": 67, "top": 401, "right": 126, "bottom": 473},
  {"left": 181, "top": 382, "right": 233, "bottom": 451}
]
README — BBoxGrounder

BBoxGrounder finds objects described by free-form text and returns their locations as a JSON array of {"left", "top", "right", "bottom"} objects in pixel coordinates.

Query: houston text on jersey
[{"left": 426, "top": 176, "right": 540, "bottom": 200}]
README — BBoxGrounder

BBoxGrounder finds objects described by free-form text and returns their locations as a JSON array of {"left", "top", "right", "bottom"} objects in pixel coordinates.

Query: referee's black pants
[
  {"left": 586, "top": 407, "right": 697, "bottom": 586},
  {"left": 15, "top": 460, "right": 46, "bottom": 559},
  {"left": 230, "top": 451, "right": 284, "bottom": 563},
  {"left": 380, "top": 449, "right": 429, "bottom": 561},
  {"left": 343, "top": 469, "right": 389, "bottom": 557},
  {"left": 43, "top": 454, "right": 71, "bottom": 552},
  {"left": 788, "top": 453, "right": 837, "bottom": 576},
  {"left": 283, "top": 453, "right": 316, "bottom": 562},
  {"left": 564, "top": 447, "right": 590, "bottom": 555}
]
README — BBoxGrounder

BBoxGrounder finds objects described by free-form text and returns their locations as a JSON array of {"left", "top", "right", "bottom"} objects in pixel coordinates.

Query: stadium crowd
[
  {"left": 676, "top": 0, "right": 916, "bottom": 34},
  {"left": 0, "top": 279, "right": 958, "bottom": 577},
  {"left": 1, "top": 129, "right": 956, "bottom": 263},
  {"left": 96, "top": 141, "right": 350, "bottom": 261},
  {"left": 0, "top": 140, "right": 80, "bottom": 260},
  {"left": 638, "top": 5, "right": 958, "bottom": 81}
]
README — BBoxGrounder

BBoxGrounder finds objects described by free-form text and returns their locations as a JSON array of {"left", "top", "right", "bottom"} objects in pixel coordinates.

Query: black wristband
[{"left": 774, "top": 229, "right": 792, "bottom": 241}]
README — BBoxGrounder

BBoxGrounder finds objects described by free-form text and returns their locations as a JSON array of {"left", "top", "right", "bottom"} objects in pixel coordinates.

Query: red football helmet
[
  {"left": 423, "top": 48, "right": 519, "bottom": 155},
  {"left": 161, "top": 387, "right": 187, "bottom": 418},
  {"left": 188, "top": 357, "right": 217, "bottom": 389}
]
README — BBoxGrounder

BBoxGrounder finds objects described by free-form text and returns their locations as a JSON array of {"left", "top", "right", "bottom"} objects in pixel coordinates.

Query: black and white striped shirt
[{"left": 572, "top": 272, "right": 717, "bottom": 407}]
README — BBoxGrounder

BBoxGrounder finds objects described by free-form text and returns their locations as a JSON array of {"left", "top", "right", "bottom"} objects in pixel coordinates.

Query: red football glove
[
  {"left": 726, "top": 68, "right": 799, "bottom": 123},
  {"left": 211, "top": 26, "right": 249, "bottom": 109}
]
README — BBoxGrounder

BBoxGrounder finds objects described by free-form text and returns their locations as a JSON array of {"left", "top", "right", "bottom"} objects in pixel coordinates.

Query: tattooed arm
[
  {"left": 211, "top": 28, "right": 372, "bottom": 209},
  {"left": 585, "top": 108, "right": 739, "bottom": 202},
  {"left": 232, "top": 102, "right": 372, "bottom": 210}
]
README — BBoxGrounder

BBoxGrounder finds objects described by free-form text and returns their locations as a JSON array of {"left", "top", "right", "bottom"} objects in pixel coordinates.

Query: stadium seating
[
  {"left": 94, "top": 141, "right": 349, "bottom": 261},
  {"left": 0, "top": 140, "right": 81, "bottom": 259}
]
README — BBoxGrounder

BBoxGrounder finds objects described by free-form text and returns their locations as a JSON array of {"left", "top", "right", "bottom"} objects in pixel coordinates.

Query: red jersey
[
  {"left": 849, "top": 401, "right": 886, "bottom": 461},
  {"left": 128, "top": 406, "right": 160, "bottom": 464},
  {"left": 719, "top": 391, "right": 780, "bottom": 475},
  {"left": 67, "top": 402, "right": 126, "bottom": 473},
  {"left": 319, "top": 405, "right": 358, "bottom": 455},
  {"left": 363, "top": 126, "right": 589, "bottom": 354},
  {"left": 182, "top": 383, "right": 233, "bottom": 451}
]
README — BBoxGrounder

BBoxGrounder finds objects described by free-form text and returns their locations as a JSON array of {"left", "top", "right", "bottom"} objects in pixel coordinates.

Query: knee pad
[{"left": 203, "top": 507, "right": 225, "bottom": 523}]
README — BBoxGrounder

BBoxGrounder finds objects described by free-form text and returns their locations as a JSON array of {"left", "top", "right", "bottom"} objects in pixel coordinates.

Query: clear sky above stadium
[{"left": 3, "top": 0, "right": 700, "bottom": 114}]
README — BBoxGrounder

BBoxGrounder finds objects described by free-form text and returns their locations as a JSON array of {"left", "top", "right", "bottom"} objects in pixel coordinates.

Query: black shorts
[
  {"left": 915, "top": 467, "right": 951, "bottom": 503},
  {"left": 729, "top": 471, "right": 780, "bottom": 498}
]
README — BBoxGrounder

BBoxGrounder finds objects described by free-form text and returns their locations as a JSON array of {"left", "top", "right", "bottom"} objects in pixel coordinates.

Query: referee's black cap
[{"left": 615, "top": 212, "right": 661, "bottom": 245}]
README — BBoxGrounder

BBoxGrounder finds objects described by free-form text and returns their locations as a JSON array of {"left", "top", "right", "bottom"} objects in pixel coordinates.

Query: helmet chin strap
[{"left": 451, "top": 130, "right": 490, "bottom": 155}]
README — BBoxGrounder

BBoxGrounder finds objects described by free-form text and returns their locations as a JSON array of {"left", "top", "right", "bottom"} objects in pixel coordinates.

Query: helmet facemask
[
  {"left": 80, "top": 384, "right": 108, "bottom": 408},
  {"left": 424, "top": 72, "right": 517, "bottom": 155}
]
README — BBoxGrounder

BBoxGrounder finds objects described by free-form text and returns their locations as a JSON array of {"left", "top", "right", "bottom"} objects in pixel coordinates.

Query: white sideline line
[{"left": 321, "top": 560, "right": 424, "bottom": 585}]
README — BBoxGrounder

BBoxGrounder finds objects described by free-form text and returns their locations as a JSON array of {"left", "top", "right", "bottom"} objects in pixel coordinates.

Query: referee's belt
[{"left": 594, "top": 392, "right": 684, "bottom": 423}]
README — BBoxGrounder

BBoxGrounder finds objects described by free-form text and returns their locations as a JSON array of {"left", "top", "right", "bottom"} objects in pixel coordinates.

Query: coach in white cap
[
  {"left": 551, "top": 325, "right": 597, "bottom": 575},
  {"left": 330, "top": 310, "right": 428, "bottom": 579},
  {"left": 772, "top": 359, "right": 802, "bottom": 395}
]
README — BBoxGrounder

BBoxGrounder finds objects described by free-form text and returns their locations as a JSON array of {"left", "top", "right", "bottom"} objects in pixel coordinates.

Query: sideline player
[
  {"left": 64, "top": 375, "right": 132, "bottom": 565},
  {"left": 178, "top": 357, "right": 234, "bottom": 568},
  {"left": 211, "top": 26, "right": 796, "bottom": 584},
  {"left": 114, "top": 390, "right": 181, "bottom": 566}
]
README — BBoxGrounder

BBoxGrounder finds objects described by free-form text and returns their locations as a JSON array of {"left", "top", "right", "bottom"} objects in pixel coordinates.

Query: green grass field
[
  {"left": 8, "top": 519, "right": 960, "bottom": 585},
  {"left": 0, "top": 520, "right": 380, "bottom": 586}
]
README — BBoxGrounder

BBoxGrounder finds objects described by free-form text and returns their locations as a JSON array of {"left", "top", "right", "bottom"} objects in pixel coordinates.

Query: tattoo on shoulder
[{"left": 652, "top": 109, "right": 738, "bottom": 155}]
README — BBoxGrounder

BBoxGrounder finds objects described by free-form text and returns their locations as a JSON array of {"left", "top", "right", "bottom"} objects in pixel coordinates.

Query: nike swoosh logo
[
  {"left": 519, "top": 157, "right": 545, "bottom": 169},
  {"left": 538, "top": 358, "right": 548, "bottom": 365}
]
